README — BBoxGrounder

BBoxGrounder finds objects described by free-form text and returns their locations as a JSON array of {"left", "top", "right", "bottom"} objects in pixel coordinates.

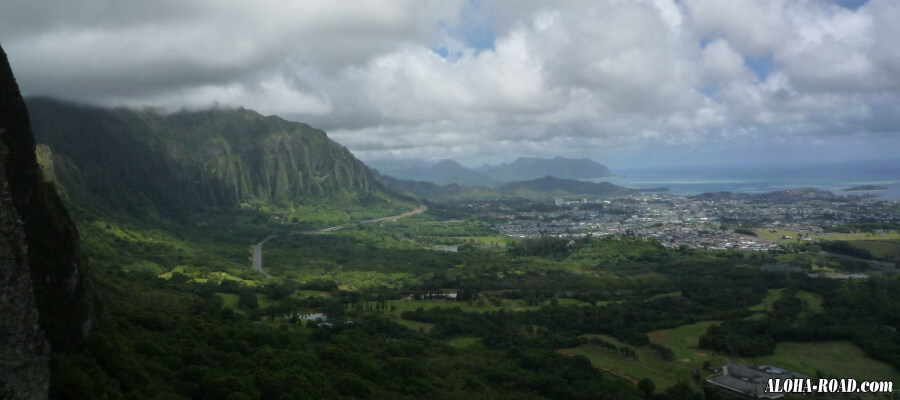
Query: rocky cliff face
[
  {"left": 26, "top": 98, "right": 386, "bottom": 219},
  {"left": 0, "top": 44, "right": 90, "bottom": 400}
]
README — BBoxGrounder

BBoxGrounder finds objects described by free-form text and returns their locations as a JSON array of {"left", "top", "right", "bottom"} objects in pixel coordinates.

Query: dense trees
[
  {"left": 819, "top": 240, "right": 874, "bottom": 259},
  {"left": 54, "top": 200, "right": 900, "bottom": 399}
]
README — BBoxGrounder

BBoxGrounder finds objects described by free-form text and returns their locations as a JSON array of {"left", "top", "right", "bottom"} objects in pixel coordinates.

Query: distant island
[{"left": 843, "top": 185, "right": 888, "bottom": 191}]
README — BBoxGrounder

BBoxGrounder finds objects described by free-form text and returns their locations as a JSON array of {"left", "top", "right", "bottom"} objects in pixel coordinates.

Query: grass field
[
  {"left": 447, "top": 337, "right": 482, "bottom": 348},
  {"left": 753, "top": 229, "right": 811, "bottom": 243},
  {"left": 796, "top": 290, "right": 824, "bottom": 313},
  {"left": 749, "top": 288, "right": 823, "bottom": 314},
  {"left": 395, "top": 319, "right": 434, "bottom": 332},
  {"left": 381, "top": 296, "right": 592, "bottom": 318},
  {"left": 562, "top": 345, "right": 681, "bottom": 389},
  {"left": 566, "top": 320, "right": 900, "bottom": 392},
  {"left": 256, "top": 293, "right": 275, "bottom": 308},
  {"left": 817, "top": 232, "right": 900, "bottom": 241},
  {"left": 382, "top": 298, "right": 536, "bottom": 317},
  {"left": 649, "top": 291, "right": 683, "bottom": 301},
  {"left": 373, "top": 296, "right": 591, "bottom": 333},
  {"left": 422, "top": 235, "right": 510, "bottom": 245},
  {"left": 753, "top": 228, "right": 900, "bottom": 243},
  {"left": 747, "top": 342, "right": 900, "bottom": 382},
  {"left": 371, "top": 298, "right": 516, "bottom": 333},
  {"left": 294, "top": 290, "right": 332, "bottom": 298},
  {"left": 160, "top": 266, "right": 261, "bottom": 287},
  {"left": 841, "top": 240, "right": 900, "bottom": 262},
  {"left": 563, "top": 326, "right": 729, "bottom": 390},
  {"left": 216, "top": 292, "right": 239, "bottom": 309},
  {"left": 749, "top": 288, "right": 785, "bottom": 312},
  {"left": 648, "top": 321, "right": 723, "bottom": 366}
]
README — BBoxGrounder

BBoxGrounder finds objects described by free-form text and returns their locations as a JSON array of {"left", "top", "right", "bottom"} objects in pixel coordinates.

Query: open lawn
[
  {"left": 649, "top": 291, "right": 683, "bottom": 301},
  {"left": 422, "top": 235, "right": 510, "bottom": 245},
  {"left": 384, "top": 298, "right": 533, "bottom": 316},
  {"left": 294, "top": 290, "right": 332, "bottom": 298},
  {"left": 749, "top": 288, "right": 784, "bottom": 312},
  {"left": 747, "top": 341, "right": 900, "bottom": 382},
  {"left": 564, "top": 325, "right": 729, "bottom": 390},
  {"left": 256, "top": 294, "right": 276, "bottom": 308},
  {"left": 749, "top": 288, "right": 823, "bottom": 314},
  {"left": 369, "top": 299, "right": 510, "bottom": 333},
  {"left": 817, "top": 232, "right": 900, "bottom": 241},
  {"left": 395, "top": 319, "right": 434, "bottom": 333},
  {"left": 373, "top": 297, "right": 590, "bottom": 333},
  {"left": 841, "top": 240, "right": 900, "bottom": 262},
  {"left": 753, "top": 228, "right": 810, "bottom": 243},
  {"left": 562, "top": 344, "right": 688, "bottom": 390},
  {"left": 648, "top": 321, "right": 723, "bottom": 365},
  {"left": 796, "top": 290, "right": 824, "bottom": 313},
  {"left": 569, "top": 322, "right": 900, "bottom": 392},
  {"left": 754, "top": 228, "right": 900, "bottom": 243},
  {"left": 447, "top": 337, "right": 482, "bottom": 348},
  {"left": 216, "top": 292, "right": 239, "bottom": 309}
]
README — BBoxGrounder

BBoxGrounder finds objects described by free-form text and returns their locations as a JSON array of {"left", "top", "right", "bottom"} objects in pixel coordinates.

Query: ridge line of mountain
[{"left": 367, "top": 156, "right": 614, "bottom": 186}]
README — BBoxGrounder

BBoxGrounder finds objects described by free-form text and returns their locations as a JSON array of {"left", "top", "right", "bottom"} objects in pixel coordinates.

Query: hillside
[
  {"left": 481, "top": 157, "right": 613, "bottom": 182},
  {"left": 1, "top": 45, "right": 90, "bottom": 399},
  {"left": 374, "top": 156, "right": 613, "bottom": 186},
  {"left": 378, "top": 173, "right": 651, "bottom": 201},
  {"left": 27, "top": 98, "right": 398, "bottom": 220},
  {"left": 373, "top": 171, "right": 465, "bottom": 198},
  {"left": 499, "top": 176, "right": 633, "bottom": 197},
  {"left": 377, "top": 158, "right": 496, "bottom": 186}
]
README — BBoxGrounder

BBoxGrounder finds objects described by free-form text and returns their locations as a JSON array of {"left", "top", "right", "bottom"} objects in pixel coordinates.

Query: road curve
[
  {"left": 252, "top": 205, "right": 427, "bottom": 276},
  {"left": 252, "top": 235, "right": 275, "bottom": 278}
]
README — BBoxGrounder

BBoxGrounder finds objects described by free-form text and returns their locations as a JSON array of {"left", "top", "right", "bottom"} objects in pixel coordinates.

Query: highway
[{"left": 251, "top": 205, "right": 427, "bottom": 276}]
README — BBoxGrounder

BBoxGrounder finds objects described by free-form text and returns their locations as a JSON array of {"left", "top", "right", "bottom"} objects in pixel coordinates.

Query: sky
[{"left": 2, "top": 0, "right": 899, "bottom": 169}]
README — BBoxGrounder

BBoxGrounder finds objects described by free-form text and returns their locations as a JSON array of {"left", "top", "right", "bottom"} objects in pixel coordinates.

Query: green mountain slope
[
  {"left": 482, "top": 156, "right": 613, "bottom": 182},
  {"left": 375, "top": 156, "right": 613, "bottom": 187},
  {"left": 1, "top": 45, "right": 91, "bottom": 398},
  {"left": 27, "top": 98, "right": 395, "bottom": 220},
  {"left": 378, "top": 158, "right": 497, "bottom": 186},
  {"left": 373, "top": 171, "right": 465, "bottom": 198},
  {"left": 377, "top": 172, "right": 659, "bottom": 202},
  {"left": 499, "top": 176, "right": 634, "bottom": 197}
]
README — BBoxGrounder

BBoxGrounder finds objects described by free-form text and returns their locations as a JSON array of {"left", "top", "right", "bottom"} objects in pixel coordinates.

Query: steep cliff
[
  {"left": 0, "top": 44, "right": 90, "bottom": 399},
  {"left": 26, "top": 99, "right": 388, "bottom": 220}
]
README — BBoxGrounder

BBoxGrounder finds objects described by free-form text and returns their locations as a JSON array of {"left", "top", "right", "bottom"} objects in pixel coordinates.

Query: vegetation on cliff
[{"left": 27, "top": 98, "right": 409, "bottom": 223}]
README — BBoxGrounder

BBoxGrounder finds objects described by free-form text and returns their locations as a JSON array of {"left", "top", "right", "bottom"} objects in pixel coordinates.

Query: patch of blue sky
[
  {"left": 836, "top": 0, "right": 868, "bottom": 10},
  {"left": 744, "top": 54, "right": 773, "bottom": 81},
  {"left": 698, "top": 83, "right": 720, "bottom": 98},
  {"left": 432, "top": 0, "right": 495, "bottom": 60}
]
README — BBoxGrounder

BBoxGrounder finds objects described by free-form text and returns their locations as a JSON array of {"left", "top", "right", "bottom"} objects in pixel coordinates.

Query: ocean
[{"left": 590, "top": 160, "right": 900, "bottom": 200}]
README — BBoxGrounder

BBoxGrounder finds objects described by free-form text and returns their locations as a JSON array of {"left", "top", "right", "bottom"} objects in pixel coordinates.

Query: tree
[
  {"left": 638, "top": 378, "right": 656, "bottom": 397},
  {"left": 238, "top": 289, "right": 259, "bottom": 310}
]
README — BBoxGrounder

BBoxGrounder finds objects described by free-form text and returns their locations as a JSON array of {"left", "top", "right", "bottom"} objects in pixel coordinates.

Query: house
[
  {"left": 706, "top": 364, "right": 809, "bottom": 399},
  {"left": 283, "top": 312, "right": 329, "bottom": 323}
]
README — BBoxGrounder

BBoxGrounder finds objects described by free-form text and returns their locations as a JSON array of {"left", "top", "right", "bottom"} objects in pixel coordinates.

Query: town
[{"left": 491, "top": 188, "right": 899, "bottom": 251}]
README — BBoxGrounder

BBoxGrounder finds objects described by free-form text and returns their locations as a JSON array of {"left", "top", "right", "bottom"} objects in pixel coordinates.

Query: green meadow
[{"left": 748, "top": 342, "right": 900, "bottom": 383}]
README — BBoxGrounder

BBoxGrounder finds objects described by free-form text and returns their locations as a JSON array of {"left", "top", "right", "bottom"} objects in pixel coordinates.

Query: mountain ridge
[
  {"left": 498, "top": 175, "right": 634, "bottom": 197},
  {"left": 1, "top": 44, "right": 91, "bottom": 400},
  {"left": 371, "top": 156, "right": 613, "bottom": 186},
  {"left": 27, "top": 98, "right": 395, "bottom": 221},
  {"left": 481, "top": 156, "right": 613, "bottom": 182}
]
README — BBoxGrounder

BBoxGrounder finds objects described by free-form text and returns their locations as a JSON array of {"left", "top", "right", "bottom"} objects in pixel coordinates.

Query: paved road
[
  {"left": 252, "top": 205, "right": 427, "bottom": 276},
  {"left": 252, "top": 235, "right": 276, "bottom": 278}
]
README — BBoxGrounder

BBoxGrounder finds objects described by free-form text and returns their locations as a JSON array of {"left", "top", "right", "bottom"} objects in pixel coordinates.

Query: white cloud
[{"left": 1, "top": 0, "right": 898, "bottom": 163}]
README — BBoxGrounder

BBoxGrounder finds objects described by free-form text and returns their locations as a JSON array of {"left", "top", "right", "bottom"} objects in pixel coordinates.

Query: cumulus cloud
[{"left": 1, "top": 0, "right": 898, "bottom": 164}]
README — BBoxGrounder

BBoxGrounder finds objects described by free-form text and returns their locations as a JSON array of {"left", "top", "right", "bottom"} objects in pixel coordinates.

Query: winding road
[
  {"left": 251, "top": 205, "right": 427, "bottom": 276},
  {"left": 251, "top": 235, "right": 276, "bottom": 278}
]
